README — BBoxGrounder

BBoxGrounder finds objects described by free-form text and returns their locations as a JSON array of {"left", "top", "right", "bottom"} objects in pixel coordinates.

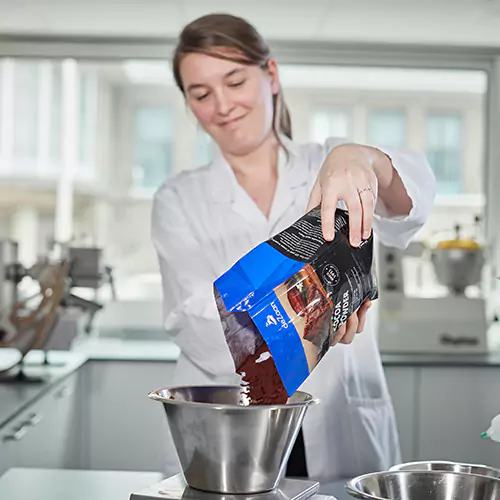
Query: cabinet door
[
  {"left": 417, "top": 367, "right": 500, "bottom": 468},
  {"left": 0, "top": 425, "right": 22, "bottom": 476},
  {"left": 384, "top": 366, "right": 418, "bottom": 462},
  {"left": 0, "top": 372, "right": 80, "bottom": 470},
  {"left": 83, "top": 360, "right": 176, "bottom": 472}
]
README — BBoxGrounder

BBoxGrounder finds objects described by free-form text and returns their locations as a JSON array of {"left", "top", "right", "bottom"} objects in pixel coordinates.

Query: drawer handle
[
  {"left": 3, "top": 425, "right": 28, "bottom": 442},
  {"left": 23, "top": 412, "right": 43, "bottom": 427}
]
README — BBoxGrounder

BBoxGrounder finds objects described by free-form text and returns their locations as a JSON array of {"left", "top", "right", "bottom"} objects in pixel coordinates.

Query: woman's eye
[
  {"left": 228, "top": 80, "right": 245, "bottom": 88},
  {"left": 195, "top": 93, "right": 209, "bottom": 101}
]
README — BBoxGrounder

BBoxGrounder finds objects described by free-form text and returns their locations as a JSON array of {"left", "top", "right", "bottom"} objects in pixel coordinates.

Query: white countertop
[
  {"left": 0, "top": 468, "right": 349, "bottom": 500},
  {"left": 71, "top": 335, "right": 180, "bottom": 362},
  {"left": 0, "top": 468, "right": 164, "bottom": 500}
]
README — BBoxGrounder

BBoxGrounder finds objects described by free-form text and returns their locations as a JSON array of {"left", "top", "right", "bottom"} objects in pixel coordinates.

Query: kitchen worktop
[
  {"left": 3, "top": 337, "right": 500, "bottom": 432},
  {"left": 71, "top": 335, "right": 180, "bottom": 362},
  {"left": 72, "top": 332, "right": 500, "bottom": 367},
  {"left": 0, "top": 468, "right": 351, "bottom": 500},
  {"left": 0, "top": 350, "right": 87, "bottom": 428},
  {"left": 381, "top": 350, "right": 500, "bottom": 367}
]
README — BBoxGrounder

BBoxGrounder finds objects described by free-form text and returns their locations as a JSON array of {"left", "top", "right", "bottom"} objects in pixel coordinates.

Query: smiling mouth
[{"left": 219, "top": 115, "right": 246, "bottom": 127}]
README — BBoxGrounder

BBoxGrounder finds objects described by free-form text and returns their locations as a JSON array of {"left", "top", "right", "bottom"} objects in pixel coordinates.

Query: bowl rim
[
  {"left": 389, "top": 460, "right": 500, "bottom": 476},
  {"left": 345, "top": 470, "right": 500, "bottom": 500},
  {"left": 148, "top": 384, "right": 320, "bottom": 410}
]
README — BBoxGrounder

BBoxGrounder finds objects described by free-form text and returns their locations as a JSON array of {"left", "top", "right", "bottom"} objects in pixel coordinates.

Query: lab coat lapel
[
  {"left": 208, "top": 136, "right": 310, "bottom": 229},
  {"left": 209, "top": 149, "right": 266, "bottom": 227}
]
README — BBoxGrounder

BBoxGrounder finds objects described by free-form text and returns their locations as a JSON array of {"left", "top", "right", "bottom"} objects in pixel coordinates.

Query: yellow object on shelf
[{"left": 435, "top": 238, "right": 482, "bottom": 251}]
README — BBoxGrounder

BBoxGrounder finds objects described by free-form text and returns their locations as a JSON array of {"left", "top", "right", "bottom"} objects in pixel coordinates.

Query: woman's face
[{"left": 179, "top": 49, "right": 280, "bottom": 156}]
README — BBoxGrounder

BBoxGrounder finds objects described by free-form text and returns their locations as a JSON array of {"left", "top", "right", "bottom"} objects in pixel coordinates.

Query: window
[
  {"left": 426, "top": 112, "right": 463, "bottom": 194},
  {"left": 0, "top": 62, "right": 3, "bottom": 157},
  {"left": 13, "top": 61, "right": 39, "bottom": 163},
  {"left": 368, "top": 109, "right": 406, "bottom": 148},
  {"left": 50, "top": 63, "right": 62, "bottom": 168},
  {"left": 195, "top": 127, "right": 214, "bottom": 166},
  {"left": 310, "top": 108, "right": 351, "bottom": 144},
  {"left": 133, "top": 106, "right": 173, "bottom": 189},
  {"left": 77, "top": 71, "right": 98, "bottom": 180}
]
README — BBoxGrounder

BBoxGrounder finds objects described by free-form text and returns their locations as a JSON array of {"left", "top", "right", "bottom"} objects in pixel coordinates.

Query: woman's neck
[
  {"left": 224, "top": 133, "right": 280, "bottom": 180},
  {"left": 224, "top": 134, "right": 281, "bottom": 217}
]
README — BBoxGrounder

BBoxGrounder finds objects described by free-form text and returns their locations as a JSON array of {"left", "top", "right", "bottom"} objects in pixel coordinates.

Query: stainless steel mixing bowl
[
  {"left": 430, "top": 248, "right": 485, "bottom": 294},
  {"left": 346, "top": 470, "right": 500, "bottom": 500},
  {"left": 390, "top": 460, "right": 500, "bottom": 479},
  {"left": 148, "top": 385, "right": 319, "bottom": 495}
]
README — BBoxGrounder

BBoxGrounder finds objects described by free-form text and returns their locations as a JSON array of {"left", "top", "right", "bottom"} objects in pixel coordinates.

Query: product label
[{"left": 214, "top": 207, "right": 378, "bottom": 404}]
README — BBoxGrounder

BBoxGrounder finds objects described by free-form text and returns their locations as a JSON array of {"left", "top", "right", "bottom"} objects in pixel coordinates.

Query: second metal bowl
[
  {"left": 346, "top": 470, "right": 500, "bottom": 500},
  {"left": 390, "top": 460, "right": 500, "bottom": 479}
]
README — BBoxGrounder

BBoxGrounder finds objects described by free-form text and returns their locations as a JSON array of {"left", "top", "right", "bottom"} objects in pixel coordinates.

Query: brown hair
[{"left": 172, "top": 13, "right": 292, "bottom": 140}]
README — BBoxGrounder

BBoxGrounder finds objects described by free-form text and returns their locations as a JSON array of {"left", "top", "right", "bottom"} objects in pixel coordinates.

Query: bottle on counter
[{"left": 482, "top": 414, "right": 500, "bottom": 442}]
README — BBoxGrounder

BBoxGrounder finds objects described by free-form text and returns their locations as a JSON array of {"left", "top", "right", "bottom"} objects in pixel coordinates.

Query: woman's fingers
[
  {"left": 307, "top": 168, "right": 377, "bottom": 247},
  {"left": 320, "top": 192, "right": 340, "bottom": 242},
  {"left": 339, "top": 312, "right": 359, "bottom": 345},
  {"left": 359, "top": 187, "right": 375, "bottom": 240},
  {"left": 331, "top": 322, "right": 346, "bottom": 346},
  {"left": 330, "top": 300, "right": 372, "bottom": 347},
  {"left": 341, "top": 186, "right": 363, "bottom": 247},
  {"left": 356, "top": 299, "right": 372, "bottom": 333}
]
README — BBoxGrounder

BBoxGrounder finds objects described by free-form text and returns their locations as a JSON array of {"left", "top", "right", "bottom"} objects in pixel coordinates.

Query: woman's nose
[{"left": 214, "top": 89, "right": 234, "bottom": 116}]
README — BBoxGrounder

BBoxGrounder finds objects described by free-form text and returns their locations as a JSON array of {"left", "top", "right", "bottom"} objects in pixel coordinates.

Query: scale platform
[{"left": 130, "top": 474, "right": 336, "bottom": 500}]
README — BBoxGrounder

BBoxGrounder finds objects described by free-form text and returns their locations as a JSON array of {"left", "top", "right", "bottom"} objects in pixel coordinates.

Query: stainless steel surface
[
  {"left": 346, "top": 470, "right": 500, "bottom": 500},
  {"left": 130, "top": 473, "right": 322, "bottom": 500},
  {"left": 431, "top": 248, "right": 485, "bottom": 294},
  {"left": 390, "top": 460, "right": 500, "bottom": 478},
  {"left": 149, "top": 386, "right": 319, "bottom": 495}
]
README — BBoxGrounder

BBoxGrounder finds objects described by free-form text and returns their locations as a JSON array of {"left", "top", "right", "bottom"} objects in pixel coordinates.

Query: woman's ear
[{"left": 266, "top": 59, "right": 280, "bottom": 95}]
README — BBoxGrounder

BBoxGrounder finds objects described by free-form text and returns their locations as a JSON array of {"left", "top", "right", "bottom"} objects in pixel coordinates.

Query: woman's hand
[
  {"left": 306, "top": 144, "right": 379, "bottom": 247},
  {"left": 331, "top": 299, "right": 372, "bottom": 346}
]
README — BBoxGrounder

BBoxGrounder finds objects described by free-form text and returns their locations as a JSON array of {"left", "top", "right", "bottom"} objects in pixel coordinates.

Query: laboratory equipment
[{"left": 377, "top": 219, "right": 489, "bottom": 354}]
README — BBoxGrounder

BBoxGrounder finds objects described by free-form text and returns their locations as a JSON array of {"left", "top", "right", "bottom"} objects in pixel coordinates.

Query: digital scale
[{"left": 130, "top": 474, "right": 337, "bottom": 500}]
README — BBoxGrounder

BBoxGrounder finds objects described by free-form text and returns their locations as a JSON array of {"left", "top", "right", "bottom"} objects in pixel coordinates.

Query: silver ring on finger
[{"left": 357, "top": 186, "right": 376, "bottom": 202}]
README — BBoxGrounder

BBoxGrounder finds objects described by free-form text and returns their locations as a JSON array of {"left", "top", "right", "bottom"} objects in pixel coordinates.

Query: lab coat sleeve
[
  {"left": 151, "top": 184, "right": 236, "bottom": 377},
  {"left": 370, "top": 146, "right": 436, "bottom": 249},
  {"left": 320, "top": 138, "right": 436, "bottom": 249}
]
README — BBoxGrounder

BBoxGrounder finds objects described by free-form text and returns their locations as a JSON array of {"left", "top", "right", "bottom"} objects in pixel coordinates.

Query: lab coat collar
[{"left": 208, "top": 134, "right": 305, "bottom": 206}]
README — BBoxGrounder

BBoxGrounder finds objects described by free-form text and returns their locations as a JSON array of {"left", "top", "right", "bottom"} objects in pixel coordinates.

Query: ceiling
[{"left": 0, "top": 0, "right": 500, "bottom": 47}]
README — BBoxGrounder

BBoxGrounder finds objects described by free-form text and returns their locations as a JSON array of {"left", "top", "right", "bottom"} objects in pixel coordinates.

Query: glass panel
[
  {"left": 13, "top": 61, "right": 39, "bottom": 160},
  {"left": 133, "top": 106, "right": 173, "bottom": 189},
  {"left": 78, "top": 71, "right": 97, "bottom": 180},
  {"left": 426, "top": 112, "right": 463, "bottom": 194},
  {"left": 310, "top": 108, "right": 351, "bottom": 143},
  {"left": 50, "top": 62, "right": 63, "bottom": 167},
  {"left": 368, "top": 109, "right": 406, "bottom": 148}
]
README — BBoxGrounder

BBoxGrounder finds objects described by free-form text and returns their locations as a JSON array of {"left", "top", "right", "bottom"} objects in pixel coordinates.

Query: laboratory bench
[{"left": 2, "top": 337, "right": 500, "bottom": 482}]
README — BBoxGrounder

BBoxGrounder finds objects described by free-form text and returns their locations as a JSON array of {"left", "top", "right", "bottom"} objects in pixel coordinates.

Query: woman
[{"left": 151, "top": 13, "right": 435, "bottom": 481}]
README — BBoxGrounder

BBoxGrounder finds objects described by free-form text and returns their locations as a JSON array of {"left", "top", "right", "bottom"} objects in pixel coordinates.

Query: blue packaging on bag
[{"left": 214, "top": 207, "right": 378, "bottom": 404}]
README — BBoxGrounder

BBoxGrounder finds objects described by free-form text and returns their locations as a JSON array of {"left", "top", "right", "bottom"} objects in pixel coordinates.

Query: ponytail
[{"left": 273, "top": 91, "right": 292, "bottom": 140}]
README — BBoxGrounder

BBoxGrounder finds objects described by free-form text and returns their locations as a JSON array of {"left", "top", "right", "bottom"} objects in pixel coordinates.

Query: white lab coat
[{"left": 151, "top": 136, "right": 435, "bottom": 481}]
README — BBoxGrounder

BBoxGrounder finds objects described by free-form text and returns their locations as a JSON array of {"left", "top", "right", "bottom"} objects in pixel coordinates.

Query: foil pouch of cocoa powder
[{"left": 213, "top": 207, "right": 378, "bottom": 405}]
